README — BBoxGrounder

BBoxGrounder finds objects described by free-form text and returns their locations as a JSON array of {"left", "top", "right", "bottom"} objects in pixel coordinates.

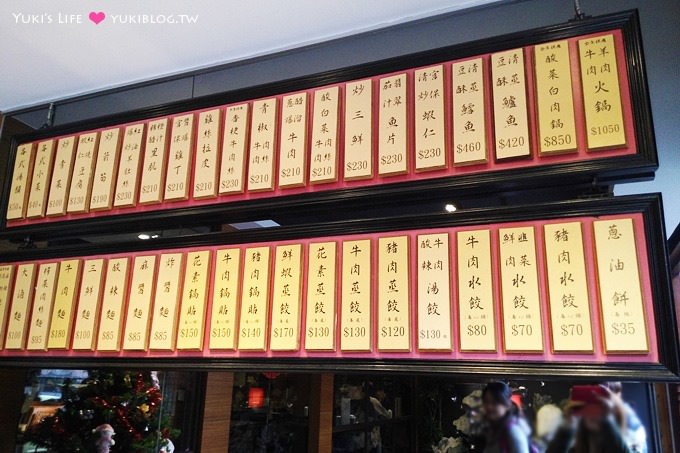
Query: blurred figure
[
  {"left": 482, "top": 381, "right": 531, "bottom": 453},
  {"left": 546, "top": 385, "right": 632, "bottom": 453},
  {"left": 604, "top": 382, "right": 647, "bottom": 453},
  {"left": 533, "top": 404, "right": 563, "bottom": 452}
]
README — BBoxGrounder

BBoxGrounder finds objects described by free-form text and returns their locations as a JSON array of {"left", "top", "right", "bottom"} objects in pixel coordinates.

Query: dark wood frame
[
  {"left": 0, "top": 10, "right": 657, "bottom": 243},
  {"left": 0, "top": 194, "right": 676, "bottom": 382}
]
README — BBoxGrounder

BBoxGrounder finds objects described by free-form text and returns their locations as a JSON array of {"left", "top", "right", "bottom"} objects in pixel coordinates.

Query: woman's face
[{"left": 483, "top": 395, "right": 510, "bottom": 422}]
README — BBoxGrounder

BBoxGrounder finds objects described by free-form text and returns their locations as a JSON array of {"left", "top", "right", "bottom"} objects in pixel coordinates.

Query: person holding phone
[
  {"left": 481, "top": 381, "right": 531, "bottom": 453},
  {"left": 546, "top": 385, "right": 632, "bottom": 453}
]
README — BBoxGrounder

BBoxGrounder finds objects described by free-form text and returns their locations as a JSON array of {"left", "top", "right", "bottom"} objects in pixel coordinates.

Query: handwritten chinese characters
[
  {"left": 593, "top": 218, "right": 648, "bottom": 352},
  {"left": 378, "top": 236, "right": 410, "bottom": 351},
  {"left": 491, "top": 49, "right": 531, "bottom": 159},
  {"left": 344, "top": 80, "right": 373, "bottom": 180},
  {"left": 340, "top": 239, "right": 372, "bottom": 351},
  {"left": 177, "top": 250, "right": 211, "bottom": 350},
  {"left": 148, "top": 253, "right": 184, "bottom": 350},
  {"left": 279, "top": 93, "right": 308, "bottom": 188},
  {"left": 46, "top": 136, "right": 77, "bottom": 216},
  {"left": 26, "top": 140, "right": 56, "bottom": 218},
  {"left": 270, "top": 244, "right": 303, "bottom": 351},
  {"left": 579, "top": 34, "right": 626, "bottom": 150},
  {"left": 457, "top": 229, "right": 496, "bottom": 351},
  {"left": 113, "top": 124, "right": 145, "bottom": 208},
  {"left": 89, "top": 127, "right": 121, "bottom": 210},
  {"left": 415, "top": 65, "right": 447, "bottom": 171},
  {"left": 139, "top": 118, "right": 169, "bottom": 204},
  {"left": 6, "top": 143, "right": 35, "bottom": 220},
  {"left": 47, "top": 259, "right": 81, "bottom": 349},
  {"left": 452, "top": 58, "right": 488, "bottom": 165},
  {"left": 209, "top": 249, "right": 241, "bottom": 349},
  {"left": 417, "top": 233, "right": 452, "bottom": 351},
  {"left": 247, "top": 98, "right": 277, "bottom": 191},
  {"left": 498, "top": 226, "right": 544, "bottom": 352},
  {"left": 305, "top": 242, "right": 337, "bottom": 351},
  {"left": 239, "top": 246, "right": 271, "bottom": 350},
  {"left": 193, "top": 110, "right": 221, "bottom": 199},
  {"left": 67, "top": 132, "right": 99, "bottom": 213},
  {"left": 123, "top": 255, "right": 157, "bottom": 350},
  {"left": 164, "top": 114, "right": 194, "bottom": 201},
  {"left": 310, "top": 87, "right": 340, "bottom": 183},
  {"left": 543, "top": 222, "right": 593, "bottom": 352},
  {"left": 96, "top": 258, "right": 129, "bottom": 351},
  {"left": 535, "top": 40, "right": 578, "bottom": 154},
  {"left": 4, "top": 263, "right": 36, "bottom": 349},
  {"left": 305, "top": 242, "right": 337, "bottom": 350},
  {"left": 378, "top": 74, "right": 408, "bottom": 175},
  {"left": 72, "top": 259, "right": 105, "bottom": 350},
  {"left": 220, "top": 104, "right": 249, "bottom": 194},
  {"left": 0, "top": 265, "right": 15, "bottom": 344},
  {"left": 27, "top": 262, "right": 59, "bottom": 350}
]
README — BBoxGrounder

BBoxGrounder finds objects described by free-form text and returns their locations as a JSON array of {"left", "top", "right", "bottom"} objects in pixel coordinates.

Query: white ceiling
[{"left": 0, "top": 0, "right": 503, "bottom": 112}]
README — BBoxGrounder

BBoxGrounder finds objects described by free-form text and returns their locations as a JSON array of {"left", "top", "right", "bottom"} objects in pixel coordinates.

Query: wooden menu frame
[
  {"left": 0, "top": 194, "right": 675, "bottom": 382},
  {"left": 0, "top": 11, "right": 657, "bottom": 243}
]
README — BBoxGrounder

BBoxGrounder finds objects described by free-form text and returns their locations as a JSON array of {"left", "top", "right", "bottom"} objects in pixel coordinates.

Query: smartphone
[{"left": 570, "top": 385, "right": 607, "bottom": 405}]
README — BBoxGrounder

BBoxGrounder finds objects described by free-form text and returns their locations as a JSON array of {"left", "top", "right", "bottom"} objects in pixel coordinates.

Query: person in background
[
  {"left": 546, "top": 385, "right": 632, "bottom": 453},
  {"left": 604, "top": 382, "right": 647, "bottom": 453},
  {"left": 481, "top": 381, "right": 531, "bottom": 453}
]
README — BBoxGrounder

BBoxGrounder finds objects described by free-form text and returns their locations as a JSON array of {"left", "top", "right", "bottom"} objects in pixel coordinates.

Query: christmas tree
[{"left": 24, "top": 370, "right": 178, "bottom": 453}]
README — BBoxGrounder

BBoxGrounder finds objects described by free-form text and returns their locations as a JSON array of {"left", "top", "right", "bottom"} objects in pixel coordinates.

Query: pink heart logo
[{"left": 89, "top": 11, "right": 106, "bottom": 25}]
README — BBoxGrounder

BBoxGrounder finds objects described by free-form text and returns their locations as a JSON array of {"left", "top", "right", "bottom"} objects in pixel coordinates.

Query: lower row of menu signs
[{"left": 0, "top": 217, "right": 648, "bottom": 355}]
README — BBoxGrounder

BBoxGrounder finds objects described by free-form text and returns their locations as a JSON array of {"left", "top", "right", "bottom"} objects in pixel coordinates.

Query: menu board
[
  {"left": 123, "top": 255, "right": 157, "bottom": 351},
  {"left": 139, "top": 118, "right": 169, "bottom": 204},
  {"left": 593, "top": 218, "right": 648, "bottom": 352},
  {"left": 452, "top": 58, "right": 488, "bottom": 165},
  {"left": 26, "top": 140, "right": 56, "bottom": 218},
  {"left": 220, "top": 104, "right": 249, "bottom": 194},
  {"left": 279, "top": 93, "right": 308, "bottom": 188},
  {"left": 6, "top": 143, "right": 35, "bottom": 220},
  {"left": 47, "top": 259, "right": 82, "bottom": 349},
  {"left": 27, "top": 263, "right": 59, "bottom": 350},
  {"left": 534, "top": 40, "right": 578, "bottom": 154},
  {"left": 377, "top": 236, "right": 410, "bottom": 351},
  {"left": 344, "top": 79, "right": 373, "bottom": 180},
  {"left": 165, "top": 114, "right": 194, "bottom": 201},
  {"left": 67, "top": 132, "right": 99, "bottom": 213},
  {"left": 113, "top": 123, "right": 145, "bottom": 207},
  {"left": 340, "top": 239, "right": 372, "bottom": 351},
  {"left": 89, "top": 128, "right": 121, "bottom": 210},
  {"left": 72, "top": 259, "right": 106, "bottom": 350},
  {"left": 96, "top": 258, "right": 130, "bottom": 351},
  {"left": 310, "top": 86, "right": 340, "bottom": 184},
  {"left": 498, "top": 227, "right": 544, "bottom": 352},
  {"left": 177, "top": 250, "right": 211, "bottom": 350},
  {"left": 457, "top": 229, "right": 496, "bottom": 351},
  {"left": 0, "top": 265, "right": 15, "bottom": 345},
  {"left": 270, "top": 244, "right": 303, "bottom": 351},
  {"left": 247, "top": 99, "right": 277, "bottom": 191},
  {"left": 417, "top": 233, "right": 452, "bottom": 350},
  {"left": 4, "top": 264, "right": 37, "bottom": 349},
  {"left": 193, "top": 109, "right": 221, "bottom": 199},
  {"left": 46, "top": 136, "right": 77, "bottom": 216},
  {"left": 491, "top": 49, "right": 531, "bottom": 159},
  {"left": 209, "top": 249, "right": 241, "bottom": 350},
  {"left": 148, "top": 253, "right": 184, "bottom": 350},
  {"left": 579, "top": 34, "right": 626, "bottom": 150},
  {"left": 414, "top": 65, "right": 447, "bottom": 171},
  {"left": 238, "top": 246, "right": 271, "bottom": 350},
  {"left": 378, "top": 74, "right": 408, "bottom": 175},
  {"left": 305, "top": 242, "right": 337, "bottom": 350}
]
